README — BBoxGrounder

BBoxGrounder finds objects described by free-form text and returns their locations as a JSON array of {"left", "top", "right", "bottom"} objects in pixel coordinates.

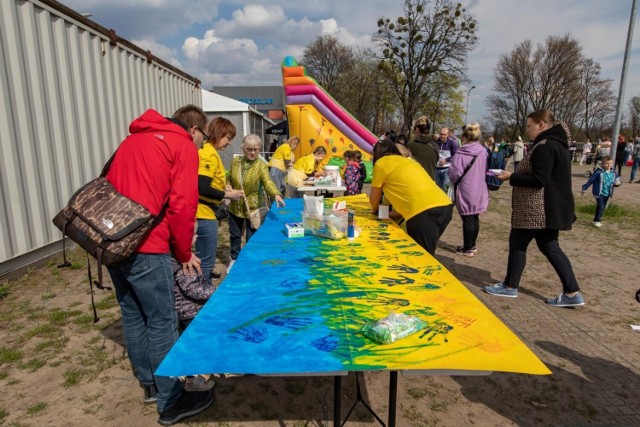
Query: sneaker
[
  {"left": 593, "top": 221, "right": 602, "bottom": 228},
  {"left": 456, "top": 246, "right": 478, "bottom": 254},
  {"left": 545, "top": 293, "right": 585, "bottom": 308},
  {"left": 184, "top": 375, "right": 216, "bottom": 392},
  {"left": 484, "top": 282, "right": 518, "bottom": 298},
  {"left": 143, "top": 384, "right": 157, "bottom": 404},
  {"left": 158, "top": 390, "right": 214, "bottom": 426},
  {"left": 226, "top": 258, "right": 236, "bottom": 274},
  {"left": 455, "top": 247, "right": 474, "bottom": 257}
]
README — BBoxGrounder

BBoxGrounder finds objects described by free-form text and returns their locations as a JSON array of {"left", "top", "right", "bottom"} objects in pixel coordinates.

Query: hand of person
[
  {"left": 496, "top": 170, "right": 512, "bottom": 180},
  {"left": 226, "top": 189, "right": 244, "bottom": 200},
  {"left": 181, "top": 252, "right": 201, "bottom": 276},
  {"left": 275, "top": 195, "right": 286, "bottom": 207},
  {"left": 437, "top": 159, "right": 446, "bottom": 167}
]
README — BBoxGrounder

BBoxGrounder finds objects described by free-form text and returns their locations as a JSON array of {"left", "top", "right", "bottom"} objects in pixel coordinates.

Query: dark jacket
[
  {"left": 407, "top": 134, "right": 439, "bottom": 179},
  {"left": 510, "top": 122, "right": 576, "bottom": 230},
  {"left": 172, "top": 259, "right": 217, "bottom": 322}
]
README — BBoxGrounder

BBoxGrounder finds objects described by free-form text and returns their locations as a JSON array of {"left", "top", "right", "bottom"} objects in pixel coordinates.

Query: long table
[{"left": 157, "top": 194, "right": 550, "bottom": 425}]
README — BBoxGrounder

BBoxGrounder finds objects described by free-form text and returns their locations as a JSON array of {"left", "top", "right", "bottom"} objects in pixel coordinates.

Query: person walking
[
  {"left": 629, "top": 137, "right": 640, "bottom": 183},
  {"left": 484, "top": 109, "right": 584, "bottom": 308}
]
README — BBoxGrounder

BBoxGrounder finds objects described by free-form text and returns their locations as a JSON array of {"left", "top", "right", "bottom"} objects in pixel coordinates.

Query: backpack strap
[
  {"left": 454, "top": 155, "right": 478, "bottom": 185},
  {"left": 56, "top": 219, "right": 72, "bottom": 268}
]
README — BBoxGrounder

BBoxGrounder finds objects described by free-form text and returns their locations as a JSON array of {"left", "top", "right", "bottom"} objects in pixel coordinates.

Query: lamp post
[{"left": 464, "top": 85, "right": 476, "bottom": 125}]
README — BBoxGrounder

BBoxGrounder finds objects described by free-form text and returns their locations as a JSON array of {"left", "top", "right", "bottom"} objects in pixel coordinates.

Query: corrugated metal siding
[{"left": 0, "top": 0, "right": 201, "bottom": 274}]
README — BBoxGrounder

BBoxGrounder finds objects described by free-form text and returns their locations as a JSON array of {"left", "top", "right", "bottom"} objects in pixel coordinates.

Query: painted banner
[{"left": 157, "top": 194, "right": 550, "bottom": 377}]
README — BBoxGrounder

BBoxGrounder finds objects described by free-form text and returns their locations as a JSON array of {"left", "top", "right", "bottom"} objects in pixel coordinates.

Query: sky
[{"left": 63, "top": 0, "right": 640, "bottom": 125}]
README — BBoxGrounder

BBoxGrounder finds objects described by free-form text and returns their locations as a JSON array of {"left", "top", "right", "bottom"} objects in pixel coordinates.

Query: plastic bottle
[{"left": 347, "top": 210, "right": 355, "bottom": 240}]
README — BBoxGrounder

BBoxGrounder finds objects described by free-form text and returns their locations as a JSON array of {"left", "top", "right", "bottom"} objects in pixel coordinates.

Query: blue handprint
[
  {"left": 230, "top": 326, "right": 268, "bottom": 343},
  {"left": 312, "top": 335, "right": 339, "bottom": 352},
  {"left": 265, "top": 313, "right": 312, "bottom": 330}
]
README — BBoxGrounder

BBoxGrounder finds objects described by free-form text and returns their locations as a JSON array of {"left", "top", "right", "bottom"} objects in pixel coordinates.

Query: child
[
  {"left": 172, "top": 226, "right": 218, "bottom": 391},
  {"left": 581, "top": 156, "right": 621, "bottom": 227},
  {"left": 343, "top": 150, "right": 362, "bottom": 195},
  {"left": 354, "top": 150, "right": 366, "bottom": 193}
]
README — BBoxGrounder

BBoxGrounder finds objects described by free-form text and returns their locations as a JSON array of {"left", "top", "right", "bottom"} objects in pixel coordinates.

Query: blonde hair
[
  {"left": 413, "top": 116, "right": 431, "bottom": 134},
  {"left": 462, "top": 123, "right": 481, "bottom": 142},
  {"left": 242, "top": 134, "right": 262, "bottom": 149}
]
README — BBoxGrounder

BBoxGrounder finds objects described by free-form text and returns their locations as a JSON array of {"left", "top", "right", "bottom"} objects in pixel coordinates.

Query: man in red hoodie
[{"left": 106, "top": 105, "right": 213, "bottom": 426}]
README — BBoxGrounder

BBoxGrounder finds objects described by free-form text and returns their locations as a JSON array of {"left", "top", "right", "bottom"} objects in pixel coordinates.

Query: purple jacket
[{"left": 448, "top": 141, "right": 489, "bottom": 215}]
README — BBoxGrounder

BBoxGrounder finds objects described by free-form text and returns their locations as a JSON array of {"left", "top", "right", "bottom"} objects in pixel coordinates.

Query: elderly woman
[
  {"left": 268, "top": 135, "right": 300, "bottom": 195},
  {"left": 227, "top": 134, "right": 285, "bottom": 272},
  {"left": 485, "top": 109, "right": 583, "bottom": 307},
  {"left": 196, "top": 117, "right": 244, "bottom": 282}
]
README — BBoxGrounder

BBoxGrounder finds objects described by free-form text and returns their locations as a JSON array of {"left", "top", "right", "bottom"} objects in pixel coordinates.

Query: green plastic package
[{"left": 362, "top": 312, "right": 427, "bottom": 344}]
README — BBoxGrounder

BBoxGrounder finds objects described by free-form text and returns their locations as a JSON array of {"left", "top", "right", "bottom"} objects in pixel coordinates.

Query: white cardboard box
[{"left": 284, "top": 222, "right": 305, "bottom": 238}]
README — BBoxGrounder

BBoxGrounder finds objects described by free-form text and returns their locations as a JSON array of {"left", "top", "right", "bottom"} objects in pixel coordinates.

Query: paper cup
[{"left": 378, "top": 205, "right": 390, "bottom": 219}]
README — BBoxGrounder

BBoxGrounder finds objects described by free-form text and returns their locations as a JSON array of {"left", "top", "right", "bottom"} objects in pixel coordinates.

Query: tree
[
  {"left": 374, "top": 0, "right": 478, "bottom": 134},
  {"left": 487, "top": 35, "right": 614, "bottom": 140},
  {"left": 301, "top": 34, "right": 355, "bottom": 95},
  {"left": 627, "top": 96, "right": 640, "bottom": 137}
]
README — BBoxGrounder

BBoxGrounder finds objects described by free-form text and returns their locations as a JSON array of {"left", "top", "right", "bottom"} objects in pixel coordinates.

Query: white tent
[{"left": 200, "top": 89, "right": 275, "bottom": 166}]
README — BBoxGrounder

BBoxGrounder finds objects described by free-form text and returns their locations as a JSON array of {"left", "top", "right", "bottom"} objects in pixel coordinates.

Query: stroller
[{"left": 584, "top": 153, "right": 598, "bottom": 177}]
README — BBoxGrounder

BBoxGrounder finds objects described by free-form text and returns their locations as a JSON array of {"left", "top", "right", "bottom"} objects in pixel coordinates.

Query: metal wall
[{"left": 0, "top": 0, "right": 201, "bottom": 276}]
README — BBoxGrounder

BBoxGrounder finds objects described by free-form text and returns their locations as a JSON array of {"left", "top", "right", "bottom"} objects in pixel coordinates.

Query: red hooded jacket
[{"left": 105, "top": 109, "right": 199, "bottom": 263}]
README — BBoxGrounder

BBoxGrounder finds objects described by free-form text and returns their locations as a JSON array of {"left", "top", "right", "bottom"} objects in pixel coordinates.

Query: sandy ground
[{"left": 0, "top": 163, "right": 639, "bottom": 427}]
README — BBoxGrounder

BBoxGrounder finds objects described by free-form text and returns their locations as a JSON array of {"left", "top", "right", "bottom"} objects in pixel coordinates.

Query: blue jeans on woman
[
  {"left": 229, "top": 212, "right": 255, "bottom": 261},
  {"left": 630, "top": 158, "right": 640, "bottom": 182},
  {"left": 594, "top": 195, "right": 610, "bottom": 222},
  {"left": 107, "top": 253, "right": 183, "bottom": 412},
  {"left": 195, "top": 218, "right": 219, "bottom": 281}
]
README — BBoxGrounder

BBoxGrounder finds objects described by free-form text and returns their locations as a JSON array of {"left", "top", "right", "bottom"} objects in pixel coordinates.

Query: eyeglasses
[
  {"left": 244, "top": 148, "right": 260, "bottom": 152},
  {"left": 197, "top": 127, "right": 210, "bottom": 141}
]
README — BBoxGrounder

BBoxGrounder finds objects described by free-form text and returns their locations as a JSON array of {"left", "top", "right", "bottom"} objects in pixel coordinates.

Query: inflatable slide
[{"left": 282, "top": 56, "right": 377, "bottom": 162}]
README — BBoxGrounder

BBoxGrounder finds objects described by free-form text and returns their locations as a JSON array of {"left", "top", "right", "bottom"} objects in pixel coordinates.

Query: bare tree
[
  {"left": 487, "top": 34, "right": 614, "bottom": 140},
  {"left": 627, "top": 96, "right": 640, "bottom": 137},
  {"left": 373, "top": 0, "right": 477, "bottom": 134},
  {"left": 580, "top": 59, "right": 615, "bottom": 141},
  {"left": 301, "top": 34, "right": 355, "bottom": 95}
]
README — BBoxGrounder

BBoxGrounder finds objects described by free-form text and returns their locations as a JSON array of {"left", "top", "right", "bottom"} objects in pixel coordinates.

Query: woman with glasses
[
  {"left": 196, "top": 117, "right": 244, "bottom": 282},
  {"left": 226, "top": 134, "right": 285, "bottom": 273}
]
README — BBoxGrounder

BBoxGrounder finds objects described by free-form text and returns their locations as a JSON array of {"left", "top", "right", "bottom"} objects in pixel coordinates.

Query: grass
[
  {"left": 0, "top": 348, "right": 22, "bottom": 363},
  {"left": 26, "top": 402, "right": 47, "bottom": 416}
]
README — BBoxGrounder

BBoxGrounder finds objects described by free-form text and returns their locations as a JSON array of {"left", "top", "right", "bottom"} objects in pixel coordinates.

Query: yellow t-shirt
[
  {"left": 196, "top": 143, "right": 226, "bottom": 220},
  {"left": 268, "top": 143, "right": 293, "bottom": 172},
  {"left": 371, "top": 155, "right": 451, "bottom": 221},
  {"left": 287, "top": 154, "right": 318, "bottom": 187}
]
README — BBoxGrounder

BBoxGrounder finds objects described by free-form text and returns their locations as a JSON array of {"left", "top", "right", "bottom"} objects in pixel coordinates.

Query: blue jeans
[
  {"left": 107, "top": 253, "right": 182, "bottom": 412},
  {"left": 630, "top": 158, "right": 640, "bottom": 182},
  {"left": 594, "top": 195, "right": 610, "bottom": 222},
  {"left": 435, "top": 168, "right": 450, "bottom": 192},
  {"left": 195, "top": 218, "right": 219, "bottom": 281},
  {"left": 229, "top": 213, "right": 255, "bottom": 261}
]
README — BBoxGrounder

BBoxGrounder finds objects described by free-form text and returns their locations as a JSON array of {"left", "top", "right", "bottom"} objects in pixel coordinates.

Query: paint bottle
[{"left": 347, "top": 210, "right": 355, "bottom": 241}]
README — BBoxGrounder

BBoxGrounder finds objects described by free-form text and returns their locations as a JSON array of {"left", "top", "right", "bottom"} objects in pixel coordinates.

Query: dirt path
[{"left": 0, "top": 163, "right": 639, "bottom": 426}]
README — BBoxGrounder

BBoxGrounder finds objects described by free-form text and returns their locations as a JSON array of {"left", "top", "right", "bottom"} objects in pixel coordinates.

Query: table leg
[
  {"left": 334, "top": 375, "right": 341, "bottom": 426},
  {"left": 388, "top": 371, "right": 398, "bottom": 427}
]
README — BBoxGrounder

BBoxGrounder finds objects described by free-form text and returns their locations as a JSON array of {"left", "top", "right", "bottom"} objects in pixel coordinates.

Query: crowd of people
[{"left": 104, "top": 103, "right": 639, "bottom": 425}]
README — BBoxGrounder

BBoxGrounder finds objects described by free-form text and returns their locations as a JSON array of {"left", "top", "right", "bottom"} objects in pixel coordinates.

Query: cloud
[{"left": 132, "top": 38, "right": 182, "bottom": 68}]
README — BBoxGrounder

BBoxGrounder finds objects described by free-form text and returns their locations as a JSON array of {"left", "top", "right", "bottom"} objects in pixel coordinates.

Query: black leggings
[
  {"left": 504, "top": 228, "right": 580, "bottom": 293},
  {"left": 461, "top": 214, "right": 480, "bottom": 250},
  {"left": 406, "top": 205, "right": 453, "bottom": 255}
]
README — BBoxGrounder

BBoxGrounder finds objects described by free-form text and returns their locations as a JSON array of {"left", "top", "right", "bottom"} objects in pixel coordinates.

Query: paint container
[
  {"left": 347, "top": 210, "right": 355, "bottom": 240},
  {"left": 378, "top": 205, "right": 389, "bottom": 219}
]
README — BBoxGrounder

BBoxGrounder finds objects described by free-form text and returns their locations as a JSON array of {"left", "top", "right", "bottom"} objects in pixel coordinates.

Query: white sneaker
[
  {"left": 593, "top": 221, "right": 602, "bottom": 228},
  {"left": 226, "top": 258, "right": 236, "bottom": 273}
]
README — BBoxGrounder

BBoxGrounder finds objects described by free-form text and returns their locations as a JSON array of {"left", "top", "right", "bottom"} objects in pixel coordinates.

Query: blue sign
[{"left": 239, "top": 98, "right": 274, "bottom": 105}]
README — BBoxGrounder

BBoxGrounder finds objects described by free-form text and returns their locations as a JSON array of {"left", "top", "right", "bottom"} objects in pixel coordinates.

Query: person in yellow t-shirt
[
  {"left": 286, "top": 146, "right": 327, "bottom": 198},
  {"left": 370, "top": 139, "right": 453, "bottom": 255},
  {"left": 268, "top": 136, "right": 300, "bottom": 196},
  {"left": 196, "top": 117, "right": 244, "bottom": 281}
]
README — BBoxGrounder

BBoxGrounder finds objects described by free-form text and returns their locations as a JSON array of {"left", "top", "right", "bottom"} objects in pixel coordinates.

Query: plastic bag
[{"left": 362, "top": 312, "right": 427, "bottom": 344}]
